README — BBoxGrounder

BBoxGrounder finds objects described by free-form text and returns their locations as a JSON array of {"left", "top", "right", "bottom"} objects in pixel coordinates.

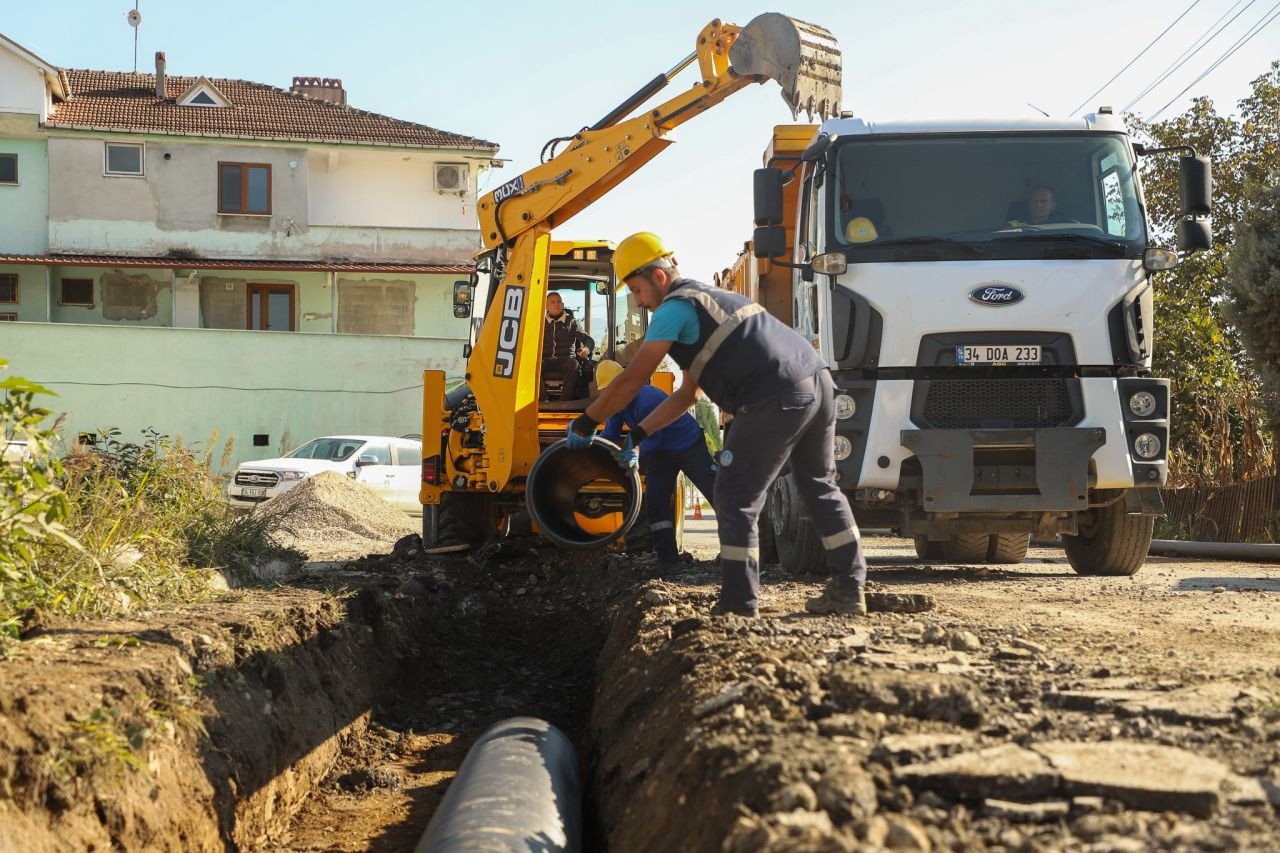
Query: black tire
[
  {"left": 986, "top": 533, "right": 1030, "bottom": 564},
  {"left": 758, "top": 515, "right": 780, "bottom": 566},
  {"left": 942, "top": 533, "right": 989, "bottom": 563},
  {"left": 1064, "top": 498, "right": 1152, "bottom": 576},
  {"left": 769, "top": 474, "right": 827, "bottom": 577},
  {"left": 436, "top": 492, "right": 488, "bottom": 547},
  {"left": 913, "top": 535, "right": 945, "bottom": 561}
]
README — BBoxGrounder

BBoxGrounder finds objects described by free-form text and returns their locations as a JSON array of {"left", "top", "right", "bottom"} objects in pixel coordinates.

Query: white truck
[{"left": 732, "top": 114, "right": 1211, "bottom": 576}]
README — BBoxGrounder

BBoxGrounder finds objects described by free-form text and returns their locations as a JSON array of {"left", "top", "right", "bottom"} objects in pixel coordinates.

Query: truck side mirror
[
  {"left": 754, "top": 168, "right": 785, "bottom": 226},
  {"left": 1175, "top": 219, "right": 1212, "bottom": 252},
  {"left": 753, "top": 225, "right": 788, "bottom": 260},
  {"left": 356, "top": 454, "right": 379, "bottom": 467},
  {"left": 1178, "top": 155, "right": 1211, "bottom": 216},
  {"left": 453, "top": 279, "right": 473, "bottom": 318}
]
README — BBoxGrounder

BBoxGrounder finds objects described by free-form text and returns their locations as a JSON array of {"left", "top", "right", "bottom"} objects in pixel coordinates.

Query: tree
[
  {"left": 1126, "top": 62, "right": 1280, "bottom": 484},
  {"left": 1225, "top": 181, "right": 1280, "bottom": 436}
]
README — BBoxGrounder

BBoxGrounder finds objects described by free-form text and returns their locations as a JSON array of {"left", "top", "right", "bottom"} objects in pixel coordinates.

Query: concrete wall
[
  {"left": 0, "top": 264, "right": 48, "bottom": 321},
  {"left": 0, "top": 47, "right": 47, "bottom": 118},
  {"left": 47, "top": 136, "right": 482, "bottom": 263},
  {"left": 307, "top": 149, "right": 476, "bottom": 230},
  {"left": 46, "top": 265, "right": 173, "bottom": 326},
  {"left": 3, "top": 322, "right": 467, "bottom": 469},
  {"left": 0, "top": 123, "right": 49, "bottom": 253}
]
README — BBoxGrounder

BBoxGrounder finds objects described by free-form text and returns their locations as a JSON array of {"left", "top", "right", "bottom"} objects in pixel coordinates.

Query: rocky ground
[{"left": 1, "top": 504, "right": 1277, "bottom": 851}]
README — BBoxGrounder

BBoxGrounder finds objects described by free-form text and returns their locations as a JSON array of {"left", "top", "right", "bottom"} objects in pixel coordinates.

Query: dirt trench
[
  {"left": 0, "top": 538, "right": 628, "bottom": 852},
  {"left": 2, "top": 534, "right": 1279, "bottom": 851}
]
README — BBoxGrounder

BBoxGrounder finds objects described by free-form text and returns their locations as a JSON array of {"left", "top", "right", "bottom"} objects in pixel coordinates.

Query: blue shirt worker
[
  {"left": 565, "top": 232, "right": 867, "bottom": 618},
  {"left": 594, "top": 360, "right": 717, "bottom": 568}
]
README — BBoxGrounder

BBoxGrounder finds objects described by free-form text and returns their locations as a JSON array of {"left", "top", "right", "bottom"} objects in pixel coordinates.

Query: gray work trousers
[{"left": 713, "top": 369, "right": 866, "bottom": 610}]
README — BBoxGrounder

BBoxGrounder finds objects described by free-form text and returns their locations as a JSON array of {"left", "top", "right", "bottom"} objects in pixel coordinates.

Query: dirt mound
[{"left": 258, "top": 471, "right": 417, "bottom": 561}]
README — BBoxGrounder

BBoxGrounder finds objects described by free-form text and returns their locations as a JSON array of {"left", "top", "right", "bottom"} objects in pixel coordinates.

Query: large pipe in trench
[
  {"left": 526, "top": 438, "right": 642, "bottom": 550},
  {"left": 415, "top": 717, "right": 581, "bottom": 853}
]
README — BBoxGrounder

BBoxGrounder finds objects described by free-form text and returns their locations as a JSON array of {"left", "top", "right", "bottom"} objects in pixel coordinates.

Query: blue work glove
[
  {"left": 566, "top": 414, "right": 599, "bottom": 449},
  {"left": 610, "top": 434, "right": 639, "bottom": 470}
]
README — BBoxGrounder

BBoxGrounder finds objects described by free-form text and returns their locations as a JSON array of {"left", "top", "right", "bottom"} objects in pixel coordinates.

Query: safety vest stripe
[
  {"left": 821, "top": 527, "right": 859, "bottom": 550},
  {"left": 688, "top": 303, "right": 766, "bottom": 385}
]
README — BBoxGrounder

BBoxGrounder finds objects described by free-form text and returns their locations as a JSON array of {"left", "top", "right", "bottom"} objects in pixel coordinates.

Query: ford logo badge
[{"left": 969, "top": 284, "right": 1025, "bottom": 306}]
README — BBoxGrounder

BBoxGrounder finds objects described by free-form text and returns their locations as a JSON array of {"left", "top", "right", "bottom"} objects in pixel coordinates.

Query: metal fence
[{"left": 1161, "top": 474, "right": 1280, "bottom": 543}]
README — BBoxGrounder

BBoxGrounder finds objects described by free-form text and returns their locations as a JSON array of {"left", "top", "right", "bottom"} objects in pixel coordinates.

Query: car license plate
[
  {"left": 956, "top": 344, "right": 1041, "bottom": 365},
  {"left": 241, "top": 487, "right": 267, "bottom": 497}
]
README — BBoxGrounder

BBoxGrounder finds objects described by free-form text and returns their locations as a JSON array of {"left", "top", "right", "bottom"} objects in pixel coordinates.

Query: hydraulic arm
[{"left": 445, "top": 14, "right": 842, "bottom": 496}]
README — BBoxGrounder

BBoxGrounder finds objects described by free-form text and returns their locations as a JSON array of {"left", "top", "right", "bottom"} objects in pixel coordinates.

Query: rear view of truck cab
[{"left": 750, "top": 113, "right": 1211, "bottom": 576}]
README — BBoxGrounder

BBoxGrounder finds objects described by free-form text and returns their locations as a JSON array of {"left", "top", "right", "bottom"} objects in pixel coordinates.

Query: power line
[
  {"left": 1068, "top": 0, "right": 1202, "bottom": 116},
  {"left": 1149, "top": 2, "right": 1280, "bottom": 119},
  {"left": 1124, "top": 0, "right": 1260, "bottom": 113}
]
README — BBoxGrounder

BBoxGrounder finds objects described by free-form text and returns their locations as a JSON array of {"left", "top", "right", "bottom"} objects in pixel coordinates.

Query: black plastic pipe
[
  {"left": 526, "top": 438, "right": 642, "bottom": 550},
  {"left": 415, "top": 717, "right": 581, "bottom": 853}
]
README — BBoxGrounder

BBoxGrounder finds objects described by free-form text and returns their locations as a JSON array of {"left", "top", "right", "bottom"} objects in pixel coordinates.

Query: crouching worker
[{"left": 591, "top": 359, "right": 717, "bottom": 569}]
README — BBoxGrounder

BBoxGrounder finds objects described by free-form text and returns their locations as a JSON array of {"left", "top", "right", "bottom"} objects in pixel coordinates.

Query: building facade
[{"left": 0, "top": 37, "right": 497, "bottom": 466}]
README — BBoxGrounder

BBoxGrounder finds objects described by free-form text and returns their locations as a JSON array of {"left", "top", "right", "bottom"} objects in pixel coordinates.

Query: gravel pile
[{"left": 258, "top": 471, "right": 417, "bottom": 561}]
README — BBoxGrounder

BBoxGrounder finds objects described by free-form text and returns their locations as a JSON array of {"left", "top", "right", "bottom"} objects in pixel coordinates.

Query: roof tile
[{"left": 50, "top": 69, "right": 497, "bottom": 151}]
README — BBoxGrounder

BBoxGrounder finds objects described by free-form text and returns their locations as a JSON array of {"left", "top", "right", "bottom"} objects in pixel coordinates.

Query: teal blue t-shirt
[{"left": 644, "top": 299, "right": 700, "bottom": 344}]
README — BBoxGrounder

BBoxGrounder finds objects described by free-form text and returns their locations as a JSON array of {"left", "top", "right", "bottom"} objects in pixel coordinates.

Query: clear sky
[{"left": 7, "top": 1, "right": 1278, "bottom": 280}]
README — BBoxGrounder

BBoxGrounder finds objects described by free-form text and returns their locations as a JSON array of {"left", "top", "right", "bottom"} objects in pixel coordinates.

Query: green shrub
[{"left": 2, "top": 364, "right": 300, "bottom": 637}]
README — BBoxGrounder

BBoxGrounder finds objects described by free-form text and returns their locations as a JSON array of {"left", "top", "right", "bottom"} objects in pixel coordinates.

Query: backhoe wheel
[
  {"left": 435, "top": 492, "right": 488, "bottom": 548},
  {"left": 913, "top": 536, "right": 945, "bottom": 561},
  {"left": 942, "top": 533, "right": 989, "bottom": 563},
  {"left": 986, "top": 533, "right": 1030, "bottom": 564},
  {"left": 1064, "top": 498, "right": 1153, "bottom": 576},
  {"left": 768, "top": 474, "right": 827, "bottom": 577}
]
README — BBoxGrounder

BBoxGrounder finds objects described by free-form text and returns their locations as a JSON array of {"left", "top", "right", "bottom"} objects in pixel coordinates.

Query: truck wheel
[
  {"left": 769, "top": 474, "right": 827, "bottom": 576},
  {"left": 1064, "top": 499, "right": 1152, "bottom": 576},
  {"left": 758, "top": 515, "right": 780, "bottom": 566},
  {"left": 942, "top": 533, "right": 989, "bottom": 563},
  {"left": 436, "top": 493, "right": 488, "bottom": 547},
  {"left": 986, "top": 534, "right": 1030, "bottom": 564},
  {"left": 913, "top": 536, "right": 945, "bottom": 561}
]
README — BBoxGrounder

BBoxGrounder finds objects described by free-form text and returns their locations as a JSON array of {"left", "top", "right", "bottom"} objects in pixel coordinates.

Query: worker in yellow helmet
[
  {"left": 565, "top": 233, "right": 867, "bottom": 618},
  {"left": 588, "top": 359, "right": 717, "bottom": 569}
]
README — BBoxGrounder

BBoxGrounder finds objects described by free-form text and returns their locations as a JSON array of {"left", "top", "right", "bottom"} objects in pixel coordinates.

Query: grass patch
[{"left": 2, "top": 362, "right": 301, "bottom": 638}]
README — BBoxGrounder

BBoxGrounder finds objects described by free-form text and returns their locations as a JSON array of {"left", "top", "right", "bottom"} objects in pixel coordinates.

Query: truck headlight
[
  {"left": 834, "top": 394, "right": 856, "bottom": 420},
  {"left": 833, "top": 435, "right": 852, "bottom": 461},
  {"left": 1133, "top": 433, "right": 1162, "bottom": 459},
  {"left": 1128, "top": 391, "right": 1157, "bottom": 418},
  {"left": 280, "top": 470, "right": 307, "bottom": 480}
]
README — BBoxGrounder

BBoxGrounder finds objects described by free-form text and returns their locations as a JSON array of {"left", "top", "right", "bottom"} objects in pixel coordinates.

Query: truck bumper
[{"left": 900, "top": 427, "right": 1105, "bottom": 513}]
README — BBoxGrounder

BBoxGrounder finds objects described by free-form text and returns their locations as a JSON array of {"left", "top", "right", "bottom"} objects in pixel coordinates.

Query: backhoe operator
[
  {"left": 542, "top": 291, "right": 594, "bottom": 401},
  {"left": 564, "top": 233, "right": 867, "bottom": 618}
]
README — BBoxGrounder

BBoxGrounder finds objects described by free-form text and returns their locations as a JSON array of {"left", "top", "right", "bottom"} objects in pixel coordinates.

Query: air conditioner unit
[{"left": 434, "top": 163, "right": 467, "bottom": 193}]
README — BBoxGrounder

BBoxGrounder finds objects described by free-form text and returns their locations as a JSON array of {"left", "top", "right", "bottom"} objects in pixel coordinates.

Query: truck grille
[
  {"left": 234, "top": 470, "right": 281, "bottom": 487},
  {"left": 918, "top": 379, "right": 1076, "bottom": 429}
]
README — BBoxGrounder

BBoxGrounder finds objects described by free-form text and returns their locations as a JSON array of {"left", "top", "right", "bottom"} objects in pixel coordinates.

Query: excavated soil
[
  {"left": 258, "top": 471, "right": 418, "bottom": 563},
  {"left": 1, "top": 521, "right": 1278, "bottom": 851}
]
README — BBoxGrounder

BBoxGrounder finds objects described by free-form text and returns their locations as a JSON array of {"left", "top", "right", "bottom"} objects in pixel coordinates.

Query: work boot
[
  {"left": 805, "top": 580, "right": 867, "bottom": 616},
  {"left": 710, "top": 600, "right": 759, "bottom": 618},
  {"left": 654, "top": 552, "right": 694, "bottom": 575}
]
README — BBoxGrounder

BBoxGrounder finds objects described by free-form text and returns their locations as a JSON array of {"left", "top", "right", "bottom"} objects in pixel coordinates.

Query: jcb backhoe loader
[{"left": 419, "top": 13, "right": 842, "bottom": 549}]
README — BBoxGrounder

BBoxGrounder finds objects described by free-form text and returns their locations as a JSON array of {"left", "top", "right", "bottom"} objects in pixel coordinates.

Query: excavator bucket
[{"left": 730, "top": 13, "right": 842, "bottom": 121}]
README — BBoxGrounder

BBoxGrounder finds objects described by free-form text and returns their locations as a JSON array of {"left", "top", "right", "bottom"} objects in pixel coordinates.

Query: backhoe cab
[{"left": 420, "top": 13, "right": 842, "bottom": 550}]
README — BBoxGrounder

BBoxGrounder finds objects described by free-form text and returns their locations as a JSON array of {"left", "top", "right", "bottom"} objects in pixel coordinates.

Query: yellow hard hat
[
  {"left": 614, "top": 232, "right": 673, "bottom": 283},
  {"left": 595, "top": 359, "right": 624, "bottom": 389},
  {"left": 845, "top": 217, "right": 878, "bottom": 244}
]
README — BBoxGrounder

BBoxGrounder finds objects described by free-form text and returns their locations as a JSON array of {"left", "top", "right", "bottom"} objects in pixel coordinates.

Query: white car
[{"left": 225, "top": 435, "right": 422, "bottom": 514}]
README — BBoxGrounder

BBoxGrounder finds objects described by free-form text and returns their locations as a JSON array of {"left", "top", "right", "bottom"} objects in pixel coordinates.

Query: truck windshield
[{"left": 830, "top": 133, "right": 1145, "bottom": 261}]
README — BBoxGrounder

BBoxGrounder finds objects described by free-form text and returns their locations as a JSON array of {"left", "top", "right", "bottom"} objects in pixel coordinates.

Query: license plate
[
  {"left": 241, "top": 487, "right": 267, "bottom": 497},
  {"left": 956, "top": 344, "right": 1041, "bottom": 365}
]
